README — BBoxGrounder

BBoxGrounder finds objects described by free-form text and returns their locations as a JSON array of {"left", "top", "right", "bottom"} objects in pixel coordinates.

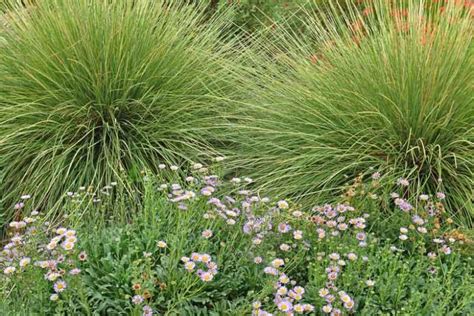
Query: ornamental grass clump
[
  {"left": 0, "top": 0, "right": 238, "bottom": 220},
  {"left": 234, "top": 0, "right": 473, "bottom": 225}
]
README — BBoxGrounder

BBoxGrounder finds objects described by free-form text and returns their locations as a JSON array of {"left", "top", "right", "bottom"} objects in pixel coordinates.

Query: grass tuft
[
  {"left": 0, "top": 0, "right": 240, "bottom": 221},
  {"left": 231, "top": 0, "right": 473, "bottom": 225}
]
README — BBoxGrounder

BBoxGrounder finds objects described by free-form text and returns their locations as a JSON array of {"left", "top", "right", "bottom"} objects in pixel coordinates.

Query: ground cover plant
[
  {"left": 232, "top": 0, "right": 473, "bottom": 226},
  {"left": 0, "top": 0, "right": 241, "bottom": 223},
  {"left": 1, "top": 162, "right": 473, "bottom": 315}
]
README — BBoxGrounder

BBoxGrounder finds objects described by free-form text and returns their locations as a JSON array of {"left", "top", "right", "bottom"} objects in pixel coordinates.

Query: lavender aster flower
[
  {"left": 142, "top": 305, "right": 153, "bottom": 316},
  {"left": 132, "top": 295, "right": 144, "bottom": 305}
]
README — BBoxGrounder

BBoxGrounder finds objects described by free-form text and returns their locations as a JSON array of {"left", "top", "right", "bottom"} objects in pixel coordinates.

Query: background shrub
[
  {"left": 232, "top": 0, "right": 473, "bottom": 226},
  {"left": 201, "top": 0, "right": 355, "bottom": 38},
  {"left": 0, "top": 0, "right": 240, "bottom": 222}
]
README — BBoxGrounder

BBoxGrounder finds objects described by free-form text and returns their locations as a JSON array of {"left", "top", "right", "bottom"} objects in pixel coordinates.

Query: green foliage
[
  {"left": 0, "top": 207, "right": 90, "bottom": 315},
  {"left": 0, "top": 0, "right": 473, "bottom": 314},
  {"left": 223, "top": 0, "right": 308, "bottom": 35},
  {"left": 79, "top": 174, "right": 272, "bottom": 314},
  {"left": 0, "top": 0, "right": 239, "bottom": 222},
  {"left": 211, "top": 0, "right": 354, "bottom": 37},
  {"left": 307, "top": 246, "right": 474, "bottom": 315},
  {"left": 0, "top": 164, "right": 474, "bottom": 315},
  {"left": 1, "top": 163, "right": 473, "bottom": 314},
  {"left": 231, "top": 0, "right": 473, "bottom": 226}
]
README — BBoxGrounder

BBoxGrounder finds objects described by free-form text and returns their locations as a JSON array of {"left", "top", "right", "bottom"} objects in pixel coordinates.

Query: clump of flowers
[
  {"left": 0, "top": 197, "right": 84, "bottom": 303},
  {"left": 182, "top": 253, "right": 218, "bottom": 282},
  {"left": 314, "top": 251, "right": 363, "bottom": 314},
  {"left": 388, "top": 182, "right": 464, "bottom": 260},
  {"left": 310, "top": 202, "right": 369, "bottom": 248},
  {"left": 255, "top": 255, "right": 314, "bottom": 314},
  {"left": 151, "top": 162, "right": 470, "bottom": 314}
]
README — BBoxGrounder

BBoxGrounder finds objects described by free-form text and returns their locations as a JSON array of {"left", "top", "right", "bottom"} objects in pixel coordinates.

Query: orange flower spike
[
  {"left": 394, "top": 8, "right": 409, "bottom": 18},
  {"left": 446, "top": 0, "right": 465, "bottom": 6},
  {"left": 363, "top": 6, "right": 373, "bottom": 16},
  {"left": 421, "top": 22, "right": 437, "bottom": 46},
  {"left": 391, "top": 8, "right": 410, "bottom": 33},
  {"left": 350, "top": 19, "right": 365, "bottom": 34}
]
